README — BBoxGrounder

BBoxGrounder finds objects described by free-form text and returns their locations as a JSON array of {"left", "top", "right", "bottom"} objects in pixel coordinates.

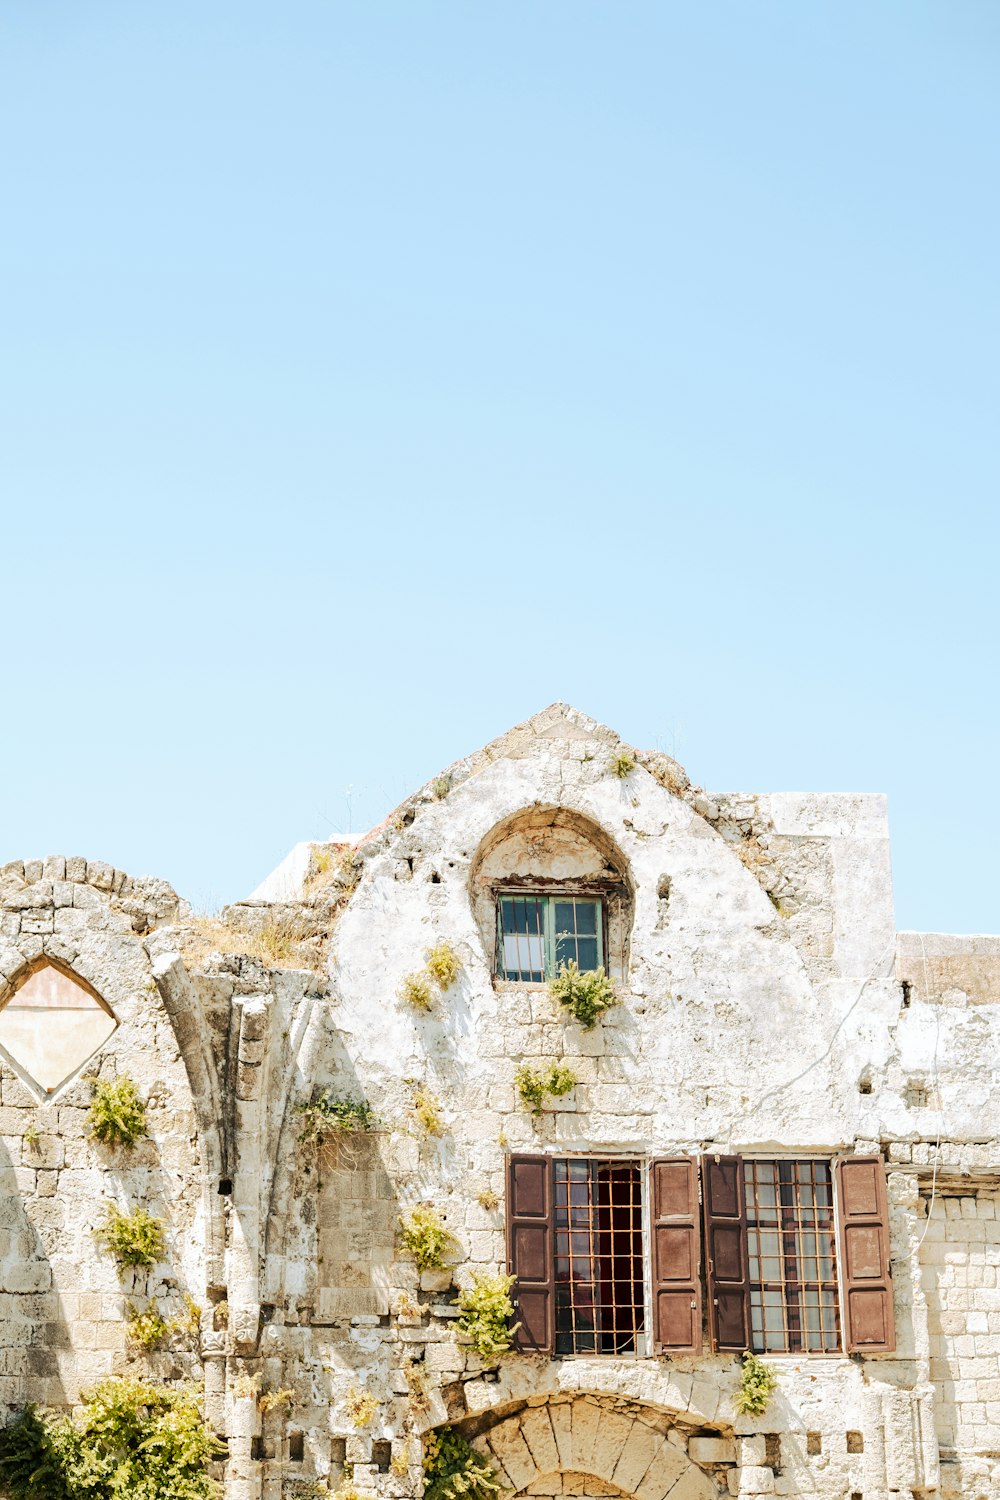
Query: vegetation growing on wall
[
  {"left": 412, "top": 1086, "right": 444, "bottom": 1136},
  {"left": 94, "top": 1205, "right": 165, "bottom": 1268},
  {"left": 87, "top": 1075, "right": 147, "bottom": 1150},
  {"left": 0, "top": 1378, "right": 224, "bottom": 1499},
  {"left": 423, "top": 1428, "right": 506, "bottom": 1500},
  {"left": 548, "top": 961, "right": 617, "bottom": 1029},
  {"left": 124, "top": 1303, "right": 170, "bottom": 1353},
  {"left": 297, "top": 1090, "right": 379, "bottom": 1145},
  {"left": 399, "top": 1205, "right": 451, "bottom": 1271},
  {"left": 514, "top": 1063, "right": 578, "bottom": 1115},
  {"left": 610, "top": 748, "right": 636, "bottom": 779},
  {"left": 424, "top": 942, "right": 462, "bottom": 992},
  {"left": 734, "top": 1352, "right": 778, "bottom": 1416},
  {"left": 345, "top": 1387, "right": 378, "bottom": 1428},
  {"left": 454, "top": 1272, "right": 518, "bottom": 1361},
  {"left": 399, "top": 972, "right": 435, "bottom": 1011}
]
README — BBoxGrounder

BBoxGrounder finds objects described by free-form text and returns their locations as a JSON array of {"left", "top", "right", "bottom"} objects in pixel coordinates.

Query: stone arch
[
  {"left": 469, "top": 805, "right": 635, "bottom": 983},
  {"left": 455, "top": 1395, "right": 728, "bottom": 1500}
]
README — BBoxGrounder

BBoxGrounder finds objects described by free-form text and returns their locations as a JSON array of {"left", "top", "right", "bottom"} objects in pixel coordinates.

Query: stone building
[{"left": 0, "top": 702, "right": 997, "bottom": 1500}]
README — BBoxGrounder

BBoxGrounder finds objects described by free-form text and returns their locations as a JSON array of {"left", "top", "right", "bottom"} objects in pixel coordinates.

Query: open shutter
[
  {"left": 835, "top": 1155, "right": 896, "bottom": 1353},
  {"left": 701, "top": 1154, "right": 750, "bottom": 1352},
  {"left": 507, "top": 1155, "right": 554, "bottom": 1353},
  {"left": 650, "top": 1157, "right": 702, "bottom": 1353}
]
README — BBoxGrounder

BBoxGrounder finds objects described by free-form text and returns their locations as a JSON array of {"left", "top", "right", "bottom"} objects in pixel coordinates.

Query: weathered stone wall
[{"left": 0, "top": 705, "right": 997, "bottom": 1500}]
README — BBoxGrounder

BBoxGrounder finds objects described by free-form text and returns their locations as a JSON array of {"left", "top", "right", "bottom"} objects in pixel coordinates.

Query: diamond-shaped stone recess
[{"left": 0, "top": 961, "right": 117, "bottom": 1094}]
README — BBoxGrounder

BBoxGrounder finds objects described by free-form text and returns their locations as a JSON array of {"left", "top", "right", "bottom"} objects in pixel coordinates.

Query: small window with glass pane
[{"left": 496, "top": 894, "right": 604, "bottom": 982}]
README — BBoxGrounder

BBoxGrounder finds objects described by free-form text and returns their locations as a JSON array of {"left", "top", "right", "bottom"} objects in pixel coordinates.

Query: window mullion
[{"left": 544, "top": 897, "right": 555, "bottom": 978}]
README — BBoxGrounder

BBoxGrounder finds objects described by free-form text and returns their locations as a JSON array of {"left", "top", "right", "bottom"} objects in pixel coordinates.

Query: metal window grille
[
  {"left": 744, "top": 1159, "right": 841, "bottom": 1353},
  {"left": 553, "top": 1158, "right": 645, "bottom": 1355},
  {"left": 497, "top": 895, "right": 603, "bottom": 981}
]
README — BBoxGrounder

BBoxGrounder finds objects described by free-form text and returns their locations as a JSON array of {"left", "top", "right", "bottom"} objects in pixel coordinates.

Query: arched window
[{"left": 470, "top": 807, "right": 633, "bottom": 984}]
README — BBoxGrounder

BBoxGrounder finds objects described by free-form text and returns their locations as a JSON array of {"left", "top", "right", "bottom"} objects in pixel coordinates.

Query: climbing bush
[
  {"left": 734, "top": 1351, "right": 778, "bottom": 1416},
  {"left": 514, "top": 1063, "right": 578, "bottom": 1115},
  {"left": 547, "top": 961, "right": 617, "bottom": 1029},
  {"left": 94, "top": 1205, "right": 164, "bottom": 1268},
  {"left": 454, "top": 1273, "right": 518, "bottom": 1361},
  {"left": 399, "top": 1205, "right": 450, "bottom": 1271},
  {"left": 424, "top": 942, "right": 461, "bottom": 992},
  {"left": 423, "top": 1428, "right": 505, "bottom": 1500},
  {"left": 87, "top": 1076, "right": 147, "bottom": 1150},
  {"left": 0, "top": 1377, "right": 224, "bottom": 1499},
  {"left": 297, "top": 1090, "right": 379, "bottom": 1145}
]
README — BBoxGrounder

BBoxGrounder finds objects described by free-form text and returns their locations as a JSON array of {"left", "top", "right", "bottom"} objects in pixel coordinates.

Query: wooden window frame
[
  {"left": 508, "top": 1152, "right": 651, "bottom": 1358},
  {"left": 495, "top": 890, "right": 606, "bottom": 982}
]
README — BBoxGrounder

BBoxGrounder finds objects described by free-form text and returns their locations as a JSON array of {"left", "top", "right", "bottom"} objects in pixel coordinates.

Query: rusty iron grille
[
  {"left": 744, "top": 1159, "right": 841, "bottom": 1353},
  {"left": 554, "top": 1158, "right": 645, "bottom": 1355},
  {"left": 497, "top": 895, "right": 604, "bottom": 982}
]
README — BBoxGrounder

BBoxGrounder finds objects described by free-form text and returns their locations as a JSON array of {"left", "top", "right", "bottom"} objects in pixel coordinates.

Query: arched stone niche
[{"left": 470, "top": 807, "right": 634, "bottom": 984}]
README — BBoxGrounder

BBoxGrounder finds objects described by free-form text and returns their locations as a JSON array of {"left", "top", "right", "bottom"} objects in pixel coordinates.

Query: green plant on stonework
[
  {"left": 23, "top": 1125, "right": 39, "bottom": 1148},
  {"left": 431, "top": 777, "right": 450, "bottom": 800},
  {"left": 403, "top": 1358, "right": 432, "bottom": 1415},
  {"left": 610, "top": 748, "right": 636, "bottom": 779},
  {"left": 297, "top": 1090, "right": 379, "bottom": 1146},
  {"left": 423, "top": 1428, "right": 506, "bottom": 1500},
  {"left": 125, "top": 1303, "right": 170, "bottom": 1353},
  {"left": 400, "top": 972, "right": 435, "bottom": 1012},
  {"left": 345, "top": 1387, "right": 377, "bottom": 1429},
  {"left": 258, "top": 1387, "right": 295, "bottom": 1416},
  {"left": 94, "top": 1204, "right": 164, "bottom": 1268},
  {"left": 547, "top": 961, "right": 617, "bottom": 1030},
  {"left": 0, "top": 1376, "right": 225, "bottom": 1500},
  {"left": 454, "top": 1272, "right": 518, "bottom": 1361},
  {"left": 413, "top": 1085, "right": 443, "bottom": 1137},
  {"left": 87, "top": 1075, "right": 147, "bottom": 1150},
  {"left": 233, "top": 1373, "right": 261, "bottom": 1400},
  {"left": 477, "top": 1189, "right": 499, "bottom": 1212},
  {"left": 734, "top": 1351, "right": 778, "bottom": 1416},
  {"left": 424, "top": 942, "right": 462, "bottom": 993},
  {"left": 514, "top": 1063, "right": 578, "bottom": 1116},
  {"left": 399, "top": 1204, "right": 451, "bottom": 1271}
]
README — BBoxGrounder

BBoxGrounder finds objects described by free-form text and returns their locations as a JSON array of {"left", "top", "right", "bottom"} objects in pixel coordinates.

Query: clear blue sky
[{"left": 1, "top": 3, "right": 997, "bottom": 931}]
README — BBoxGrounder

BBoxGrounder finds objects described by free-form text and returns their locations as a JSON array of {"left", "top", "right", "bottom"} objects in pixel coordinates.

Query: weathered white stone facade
[{"left": 0, "top": 704, "right": 997, "bottom": 1499}]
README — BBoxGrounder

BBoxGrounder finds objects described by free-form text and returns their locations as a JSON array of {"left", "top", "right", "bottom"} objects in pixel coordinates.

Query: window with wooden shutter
[
  {"left": 702, "top": 1154, "right": 751, "bottom": 1352},
  {"left": 835, "top": 1155, "right": 896, "bottom": 1354},
  {"left": 650, "top": 1157, "right": 702, "bottom": 1353},
  {"left": 507, "top": 1155, "right": 554, "bottom": 1353}
]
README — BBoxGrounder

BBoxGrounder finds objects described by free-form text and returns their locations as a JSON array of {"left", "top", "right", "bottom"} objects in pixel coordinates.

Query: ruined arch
[
  {"left": 469, "top": 805, "right": 635, "bottom": 984},
  {"left": 447, "top": 1395, "right": 727, "bottom": 1500}
]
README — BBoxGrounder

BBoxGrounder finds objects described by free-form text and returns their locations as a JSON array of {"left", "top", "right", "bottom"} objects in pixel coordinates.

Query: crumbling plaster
[{"left": 0, "top": 704, "right": 996, "bottom": 1500}]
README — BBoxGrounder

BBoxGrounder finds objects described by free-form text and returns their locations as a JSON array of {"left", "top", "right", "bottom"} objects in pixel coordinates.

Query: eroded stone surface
[{"left": 0, "top": 703, "right": 997, "bottom": 1500}]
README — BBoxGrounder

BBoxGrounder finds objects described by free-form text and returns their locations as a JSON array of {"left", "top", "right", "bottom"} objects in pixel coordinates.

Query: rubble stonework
[{"left": 0, "top": 703, "right": 997, "bottom": 1500}]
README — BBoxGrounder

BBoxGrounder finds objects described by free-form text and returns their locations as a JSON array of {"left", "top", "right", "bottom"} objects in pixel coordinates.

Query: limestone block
[
  {"left": 738, "top": 1466, "right": 775, "bottom": 1495},
  {"left": 487, "top": 1424, "right": 537, "bottom": 1492},
  {"left": 632, "top": 1442, "right": 687, "bottom": 1500},
  {"left": 519, "top": 1406, "right": 560, "bottom": 1474},
  {"left": 689, "top": 1436, "right": 736, "bottom": 1465},
  {"left": 610, "top": 1419, "right": 662, "bottom": 1491}
]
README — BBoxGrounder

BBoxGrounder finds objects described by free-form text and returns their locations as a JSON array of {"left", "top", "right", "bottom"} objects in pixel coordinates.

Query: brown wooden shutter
[
  {"left": 507, "top": 1155, "right": 554, "bottom": 1353},
  {"left": 650, "top": 1157, "right": 702, "bottom": 1353},
  {"left": 835, "top": 1155, "right": 896, "bottom": 1354},
  {"left": 701, "top": 1153, "right": 750, "bottom": 1352}
]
